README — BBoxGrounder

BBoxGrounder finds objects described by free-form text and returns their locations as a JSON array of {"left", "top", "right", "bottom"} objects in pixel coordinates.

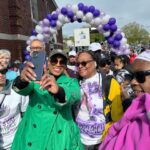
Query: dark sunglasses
[
  {"left": 76, "top": 60, "right": 94, "bottom": 67},
  {"left": 0, "top": 69, "right": 8, "bottom": 75},
  {"left": 50, "top": 57, "right": 67, "bottom": 66},
  {"left": 100, "top": 60, "right": 111, "bottom": 67},
  {"left": 130, "top": 70, "right": 150, "bottom": 83}
]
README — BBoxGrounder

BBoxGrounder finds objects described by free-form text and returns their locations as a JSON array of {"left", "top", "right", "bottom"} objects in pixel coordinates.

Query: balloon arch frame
[{"left": 24, "top": 3, "right": 129, "bottom": 60}]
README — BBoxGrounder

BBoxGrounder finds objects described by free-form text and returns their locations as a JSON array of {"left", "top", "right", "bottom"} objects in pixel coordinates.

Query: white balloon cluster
[{"left": 25, "top": 3, "right": 130, "bottom": 60}]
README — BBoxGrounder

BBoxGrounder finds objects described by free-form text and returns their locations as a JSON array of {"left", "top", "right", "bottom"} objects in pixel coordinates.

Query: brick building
[{"left": 0, "top": 0, "right": 63, "bottom": 61}]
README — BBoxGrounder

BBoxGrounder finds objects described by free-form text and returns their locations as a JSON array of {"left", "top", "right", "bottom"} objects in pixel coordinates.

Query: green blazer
[{"left": 11, "top": 74, "right": 83, "bottom": 150}]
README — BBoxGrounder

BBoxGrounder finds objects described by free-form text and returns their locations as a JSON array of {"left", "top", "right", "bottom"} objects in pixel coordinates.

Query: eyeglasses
[
  {"left": 50, "top": 58, "right": 67, "bottom": 67},
  {"left": 76, "top": 60, "right": 94, "bottom": 67},
  {"left": 0, "top": 69, "right": 8, "bottom": 75},
  {"left": 30, "top": 46, "right": 43, "bottom": 51},
  {"left": 131, "top": 70, "right": 150, "bottom": 83}
]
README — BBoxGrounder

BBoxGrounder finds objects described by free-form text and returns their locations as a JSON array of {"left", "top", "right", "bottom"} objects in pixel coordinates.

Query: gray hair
[
  {"left": 30, "top": 39, "right": 46, "bottom": 50},
  {"left": 0, "top": 49, "right": 11, "bottom": 58}
]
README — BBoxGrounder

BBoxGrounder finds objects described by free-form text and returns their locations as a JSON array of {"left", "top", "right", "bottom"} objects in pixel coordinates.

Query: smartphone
[{"left": 31, "top": 51, "right": 46, "bottom": 81}]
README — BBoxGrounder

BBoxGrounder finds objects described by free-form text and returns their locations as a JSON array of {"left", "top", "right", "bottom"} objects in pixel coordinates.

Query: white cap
[
  {"left": 68, "top": 50, "right": 77, "bottom": 57},
  {"left": 135, "top": 50, "right": 150, "bottom": 62},
  {"left": 88, "top": 42, "right": 102, "bottom": 52}
]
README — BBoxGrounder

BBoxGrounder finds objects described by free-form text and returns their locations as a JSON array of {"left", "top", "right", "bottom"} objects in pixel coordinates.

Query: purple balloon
[
  {"left": 114, "top": 33, "right": 123, "bottom": 41},
  {"left": 51, "top": 13, "right": 58, "bottom": 20},
  {"left": 110, "top": 24, "right": 117, "bottom": 32},
  {"left": 46, "top": 14, "right": 52, "bottom": 21},
  {"left": 78, "top": 3, "right": 84, "bottom": 10},
  {"left": 113, "top": 40, "right": 120, "bottom": 48},
  {"left": 88, "top": 6, "right": 95, "bottom": 13},
  {"left": 107, "top": 37, "right": 114, "bottom": 44},
  {"left": 67, "top": 11, "right": 74, "bottom": 18},
  {"left": 23, "top": 50, "right": 29, "bottom": 55},
  {"left": 108, "top": 18, "right": 116, "bottom": 25},
  {"left": 31, "top": 29, "right": 37, "bottom": 36},
  {"left": 50, "top": 20, "right": 56, "bottom": 27},
  {"left": 25, "top": 55, "right": 31, "bottom": 61},
  {"left": 83, "top": 6, "right": 89, "bottom": 14},
  {"left": 61, "top": 7, "right": 68, "bottom": 15},
  {"left": 103, "top": 24, "right": 110, "bottom": 31},
  {"left": 93, "top": 9, "right": 100, "bottom": 17}
]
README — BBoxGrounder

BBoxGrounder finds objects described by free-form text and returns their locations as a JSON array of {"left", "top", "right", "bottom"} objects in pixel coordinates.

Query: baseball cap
[
  {"left": 88, "top": 42, "right": 102, "bottom": 52},
  {"left": 49, "top": 49, "right": 67, "bottom": 59},
  {"left": 68, "top": 50, "right": 77, "bottom": 57}
]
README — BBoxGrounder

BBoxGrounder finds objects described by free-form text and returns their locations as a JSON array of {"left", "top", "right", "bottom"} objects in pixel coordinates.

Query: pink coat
[{"left": 99, "top": 93, "right": 150, "bottom": 150}]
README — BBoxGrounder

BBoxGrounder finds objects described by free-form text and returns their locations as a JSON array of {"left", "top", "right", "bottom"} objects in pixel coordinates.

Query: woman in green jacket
[{"left": 11, "top": 49, "right": 83, "bottom": 150}]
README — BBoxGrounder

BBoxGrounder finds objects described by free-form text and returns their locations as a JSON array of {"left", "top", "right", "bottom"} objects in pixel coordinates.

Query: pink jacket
[{"left": 99, "top": 93, "right": 150, "bottom": 150}]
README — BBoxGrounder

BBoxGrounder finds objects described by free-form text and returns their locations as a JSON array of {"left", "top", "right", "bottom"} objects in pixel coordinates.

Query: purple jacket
[{"left": 99, "top": 93, "right": 150, "bottom": 150}]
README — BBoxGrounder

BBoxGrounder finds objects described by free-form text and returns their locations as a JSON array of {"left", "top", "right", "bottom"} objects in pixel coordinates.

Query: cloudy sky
[{"left": 55, "top": 0, "right": 150, "bottom": 37}]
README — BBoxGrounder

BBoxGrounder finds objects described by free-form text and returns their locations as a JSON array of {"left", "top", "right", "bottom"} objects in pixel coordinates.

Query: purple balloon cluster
[{"left": 24, "top": 3, "right": 129, "bottom": 60}]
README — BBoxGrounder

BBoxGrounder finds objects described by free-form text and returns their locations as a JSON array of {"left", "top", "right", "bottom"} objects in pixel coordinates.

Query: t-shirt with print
[
  {"left": 76, "top": 73, "right": 106, "bottom": 145},
  {"left": 0, "top": 89, "right": 29, "bottom": 149}
]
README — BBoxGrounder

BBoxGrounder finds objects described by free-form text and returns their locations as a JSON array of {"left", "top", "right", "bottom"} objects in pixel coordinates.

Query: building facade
[{"left": 0, "top": 0, "right": 63, "bottom": 61}]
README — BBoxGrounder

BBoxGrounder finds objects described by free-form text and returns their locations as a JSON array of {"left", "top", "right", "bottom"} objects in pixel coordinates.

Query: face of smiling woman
[
  {"left": 48, "top": 55, "right": 67, "bottom": 77},
  {"left": 77, "top": 52, "right": 97, "bottom": 79}
]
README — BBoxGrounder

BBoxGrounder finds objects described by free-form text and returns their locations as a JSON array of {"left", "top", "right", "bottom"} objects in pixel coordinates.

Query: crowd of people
[{"left": 0, "top": 39, "right": 150, "bottom": 150}]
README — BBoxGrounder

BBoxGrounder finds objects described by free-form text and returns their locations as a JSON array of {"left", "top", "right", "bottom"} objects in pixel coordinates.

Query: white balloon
[
  {"left": 85, "top": 12, "right": 93, "bottom": 23},
  {"left": 35, "top": 25, "right": 43, "bottom": 34},
  {"left": 125, "top": 44, "right": 129, "bottom": 49},
  {"left": 103, "top": 31, "right": 110, "bottom": 37},
  {"left": 49, "top": 27, "right": 57, "bottom": 34},
  {"left": 76, "top": 11, "right": 84, "bottom": 19},
  {"left": 94, "top": 17, "right": 102, "bottom": 27},
  {"left": 37, "top": 34, "right": 44, "bottom": 41},
  {"left": 101, "top": 15, "right": 110, "bottom": 24},
  {"left": 29, "top": 36, "right": 37, "bottom": 41},
  {"left": 56, "top": 20, "right": 63, "bottom": 29},
  {"left": 71, "top": 4, "right": 78, "bottom": 13},
  {"left": 26, "top": 45, "right": 30, "bottom": 51},
  {"left": 90, "top": 19, "right": 95, "bottom": 27},
  {"left": 121, "top": 32, "right": 125, "bottom": 37},
  {"left": 26, "top": 40, "right": 31, "bottom": 45},
  {"left": 58, "top": 14, "right": 65, "bottom": 23},
  {"left": 121, "top": 38, "right": 127, "bottom": 45},
  {"left": 82, "top": 16, "right": 86, "bottom": 22},
  {"left": 64, "top": 17, "right": 70, "bottom": 23}
]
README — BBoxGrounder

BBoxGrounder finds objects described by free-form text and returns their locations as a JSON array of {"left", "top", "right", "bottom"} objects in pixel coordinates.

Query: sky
[{"left": 55, "top": 0, "right": 150, "bottom": 37}]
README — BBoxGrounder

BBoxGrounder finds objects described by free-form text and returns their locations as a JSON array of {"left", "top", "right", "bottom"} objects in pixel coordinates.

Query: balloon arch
[{"left": 24, "top": 3, "right": 129, "bottom": 60}]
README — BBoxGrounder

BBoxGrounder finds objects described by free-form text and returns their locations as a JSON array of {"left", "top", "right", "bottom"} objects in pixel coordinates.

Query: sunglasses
[
  {"left": 100, "top": 60, "right": 111, "bottom": 67},
  {"left": 131, "top": 70, "right": 150, "bottom": 83},
  {"left": 76, "top": 60, "right": 94, "bottom": 67},
  {"left": 30, "top": 46, "right": 43, "bottom": 51},
  {"left": 50, "top": 57, "right": 67, "bottom": 67},
  {"left": 0, "top": 69, "right": 8, "bottom": 75}
]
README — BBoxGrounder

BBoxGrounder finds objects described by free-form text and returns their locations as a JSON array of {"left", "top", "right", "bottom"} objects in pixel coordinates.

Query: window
[{"left": 30, "top": 0, "right": 39, "bottom": 22}]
